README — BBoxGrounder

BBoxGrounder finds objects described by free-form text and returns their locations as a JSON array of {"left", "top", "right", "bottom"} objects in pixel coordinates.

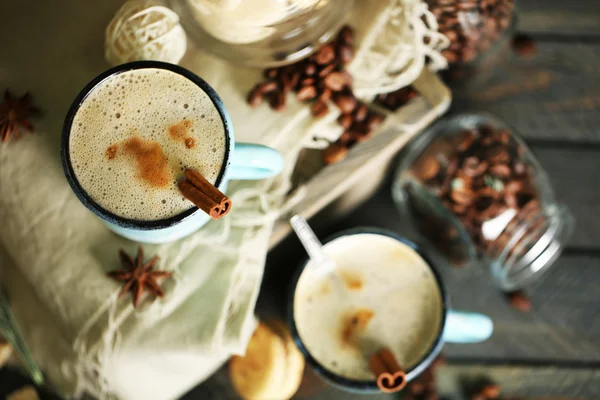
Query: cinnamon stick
[
  {"left": 178, "top": 169, "right": 232, "bottom": 219},
  {"left": 369, "top": 347, "right": 407, "bottom": 393}
]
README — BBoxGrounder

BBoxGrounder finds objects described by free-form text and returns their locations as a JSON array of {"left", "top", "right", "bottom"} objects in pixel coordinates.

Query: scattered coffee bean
[
  {"left": 481, "top": 384, "right": 501, "bottom": 399},
  {"left": 506, "top": 290, "right": 531, "bottom": 312},
  {"left": 318, "top": 63, "right": 336, "bottom": 78},
  {"left": 268, "top": 91, "right": 286, "bottom": 111},
  {"left": 315, "top": 44, "right": 335, "bottom": 65},
  {"left": 337, "top": 114, "right": 353, "bottom": 130},
  {"left": 338, "top": 25, "right": 354, "bottom": 45},
  {"left": 322, "top": 142, "right": 348, "bottom": 164},
  {"left": 338, "top": 44, "right": 354, "bottom": 64},
  {"left": 264, "top": 68, "right": 278, "bottom": 79},
  {"left": 311, "top": 100, "right": 329, "bottom": 118},
  {"left": 511, "top": 34, "right": 536, "bottom": 57},
  {"left": 333, "top": 93, "right": 357, "bottom": 114},
  {"left": 247, "top": 24, "right": 390, "bottom": 166},
  {"left": 246, "top": 87, "right": 264, "bottom": 107},
  {"left": 354, "top": 104, "right": 368, "bottom": 122},
  {"left": 366, "top": 112, "right": 384, "bottom": 130},
  {"left": 304, "top": 62, "right": 317, "bottom": 76},
  {"left": 375, "top": 86, "right": 418, "bottom": 111},
  {"left": 297, "top": 85, "right": 318, "bottom": 101},
  {"left": 324, "top": 71, "right": 348, "bottom": 91},
  {"left": 319, "top": 87, "right": 332, "bottom": 102}
]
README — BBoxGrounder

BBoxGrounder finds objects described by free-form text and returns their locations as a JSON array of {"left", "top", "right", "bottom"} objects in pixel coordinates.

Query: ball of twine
[{"left": 105, "top": 0, "right": 187, "bottom": 66}]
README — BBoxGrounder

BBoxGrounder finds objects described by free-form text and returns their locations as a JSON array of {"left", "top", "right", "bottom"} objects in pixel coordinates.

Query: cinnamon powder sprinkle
[
  {"left": 185, "top": 137, "right": 195, "bottom": 148},
  {"left": 341, "top": 308, "right": 374, "bottom": 348},
  {"left": 105, "top": 145, "right": 117, "bottom": 160}
]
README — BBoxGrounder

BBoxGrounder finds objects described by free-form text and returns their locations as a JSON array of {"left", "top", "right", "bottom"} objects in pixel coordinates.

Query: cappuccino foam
[
  {"left": 293, "top": 233, "right": 443, "bottom": 381},
  {"left": 69, "top": 68, "right": 226, "bottom": 221}
]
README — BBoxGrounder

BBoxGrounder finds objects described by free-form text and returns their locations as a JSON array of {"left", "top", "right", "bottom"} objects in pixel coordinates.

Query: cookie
[
  {"left": 7, "top": 386, "right": 39, "bottom": 400},
  {"left": 229, "top": 322, "right": 287, "bottom": 400},
  {"left": 269, "top": 320, "right": 305, "bottom": 400},
  {"left": 230, "top": 321, "right": 305, "bottom": 400}
]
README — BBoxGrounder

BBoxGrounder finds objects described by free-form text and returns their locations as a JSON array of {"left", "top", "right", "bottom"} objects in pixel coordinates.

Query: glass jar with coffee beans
[
  {"left": 392, "top": 113, "right": 574, "bottom": 290},
  {"left": 171, "top": 0, "right": 354, "bottom": 67},
  {"left": 426, "top": 0, "right": 515, "bottom": 77}
]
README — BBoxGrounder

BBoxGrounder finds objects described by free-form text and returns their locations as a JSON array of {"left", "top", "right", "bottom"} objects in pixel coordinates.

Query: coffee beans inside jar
[
  {"left": 425, "top": 0, "right": 515, "bottom": 64},
  {"left": 393, "top": 114, "right": 573, "bottom": 290},
  {"left": 246, "top": 25, "right": 386, "bottom": 165}
]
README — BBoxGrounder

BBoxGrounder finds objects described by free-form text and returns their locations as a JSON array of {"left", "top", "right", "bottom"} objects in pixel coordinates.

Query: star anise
[
  {"left": 107, "top": 247, "right": 172, "bottom": 308},
  {"left": 0, "top": 90, "right": 41, "bottom": 143}
]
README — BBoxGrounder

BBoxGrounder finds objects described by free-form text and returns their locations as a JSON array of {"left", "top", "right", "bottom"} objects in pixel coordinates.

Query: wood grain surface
[
  {"left": 517, "top": 0, "right": 600, "bottom": 36},
  {"left": 452, "top": 40, "right": 600, "bottom": 143}
]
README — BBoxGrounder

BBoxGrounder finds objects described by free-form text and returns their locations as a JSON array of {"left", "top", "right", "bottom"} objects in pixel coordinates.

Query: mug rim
[
  {"left": 287, "top": 227, "right": 449, "bottom": 392},
  {"left": 60, "top": 60, "right": 233, "bottom": 230}
]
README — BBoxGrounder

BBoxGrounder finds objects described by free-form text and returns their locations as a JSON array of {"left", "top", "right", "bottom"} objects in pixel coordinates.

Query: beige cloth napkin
[{"left": 0, "top": 0, "right": 443, "bottom": 399}]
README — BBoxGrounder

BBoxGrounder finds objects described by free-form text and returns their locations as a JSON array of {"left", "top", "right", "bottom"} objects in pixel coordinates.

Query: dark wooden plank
[
  {"left": 437, "top": 364, "right": 600, "bottom": 399},
  {"left": 517, "top": 0, "right": 600, "bottom": 36},
  {"left": 452, "top": 41, "right": 600, "bottom": 143},
  {"left": 532, "top": 146, "right": 599, "bottom": 250}
]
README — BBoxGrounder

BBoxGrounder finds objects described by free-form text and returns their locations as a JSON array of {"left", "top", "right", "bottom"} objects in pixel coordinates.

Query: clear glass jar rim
[{"left": 491, "top": 204, "right": 574, "bottom": 291}]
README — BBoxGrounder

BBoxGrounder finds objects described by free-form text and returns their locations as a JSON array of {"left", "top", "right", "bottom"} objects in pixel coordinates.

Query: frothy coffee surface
[
  {"left": 69, "top": 68, "right": 226, "bottom": 221},
  {"left": 293, "top": 233, "right": 443, "bottom": 381}
]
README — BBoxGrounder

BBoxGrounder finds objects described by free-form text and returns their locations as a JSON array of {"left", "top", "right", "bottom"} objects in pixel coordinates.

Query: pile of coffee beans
[
  {"left": 247, "top": 25, "right": 385, "bottom": 165},
  {"left": 375, "top": 86, "right": 418, "bottom": 111},
  {"left": 425, "top": 0, "right": 515, "bottom": 64},
  {"left": 407, "top": 124, "right": 542, "bottom": 266}
]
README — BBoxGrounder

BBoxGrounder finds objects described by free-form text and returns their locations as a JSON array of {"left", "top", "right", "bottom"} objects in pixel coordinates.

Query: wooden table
[
  {"left": 1, "top": 0, "right": 600, "bottom": 399},
  {"left": 181, "top": 1, "right": 600, "bottom": 399}
]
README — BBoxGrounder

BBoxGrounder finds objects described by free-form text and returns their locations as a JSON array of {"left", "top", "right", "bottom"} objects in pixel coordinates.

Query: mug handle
[
  {"left": 228, "top": 142, "right": 284, "bottom": 180},
  {"left": 442, "top": 310, "right": 494, "bottom": 344}
]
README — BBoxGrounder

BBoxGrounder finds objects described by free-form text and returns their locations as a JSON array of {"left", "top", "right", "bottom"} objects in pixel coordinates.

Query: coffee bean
[
  {"left": 318, "top": 87, "right": 332, "bottom": 102},
  {"left": 481, "top": 384, "right": 500, "bottom": 399},
  {"left": 506, "top": 290, "right": 531, "bottom": 312},
  {"left": 301, "top": 77, "right": 315, "bottom": 87},
  {"left": 322, "top": 142, "right": 348, "bottom": 164},
  {"left": 512, "top": 33, "right": 536, "bottom": 57},
  {"left": 296, "top": 85, "right": 317, "bottom": 101},
  {"left": 311, "top": 100, "right": 329, "bottom": 118},
  {"left": 267, "top": 91, "right": 286, "bottom": 111},
  {"left": 315, "top": 44, "right": 335, "bottom": 65},
  {"left": 338, "top": 44, "right": 354, "bottom": 64},
  {"left": 333, "top": 93, "right": 357, "bottom": 114},
  {"left": 354, "top": 104, "right": 368, "bottom": 122},
  {"left": 489, "top": 163, "right": 511, "bottom": 177},
  {"left": 318, "top": 63, "right": 336, "bottom": 78},
  {"left": 338, "top": 131, "right": 354, "bottom": 146},
  {"left": 324, "top": 72, "right": 348, "bottom": 91},
  {"left": 264, "top": 68, "right": 278, "bottom": 79},
  {"left": 366, "top": 112, "right": 384, "bottom": 130},
  {"left": 246, "top": 86, "right": 264, "bottom": 107},
  {"left": 256, "top": 81, "right": 278, "bottom": 94},
  {"left": 304, "top": 62, "right": 317, "bottom": 76},
  {"left": 338, "top": 25, "right": 354, "bottom": 45},
  {"left": 337, "top": 114, "right": 353, "bottom": 130}
]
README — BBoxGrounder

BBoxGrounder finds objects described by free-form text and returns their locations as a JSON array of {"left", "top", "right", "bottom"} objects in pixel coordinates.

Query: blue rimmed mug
[
  {"left": 61, "top": 61, "right": 283, "bottom": 244},
  {"left": 287, "top": 228, "right": 493, "bottom": 393}
]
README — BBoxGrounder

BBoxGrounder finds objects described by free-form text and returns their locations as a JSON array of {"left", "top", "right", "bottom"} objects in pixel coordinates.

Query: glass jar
[
  {"left": 171, "top": 0, "right": 353, "bottom": 67},
  {"left": 392, "top": 113, "right": 574, "bottom": 290},
  {"left": 425, "top": 0, "right": 516, "bottom": 81}
]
